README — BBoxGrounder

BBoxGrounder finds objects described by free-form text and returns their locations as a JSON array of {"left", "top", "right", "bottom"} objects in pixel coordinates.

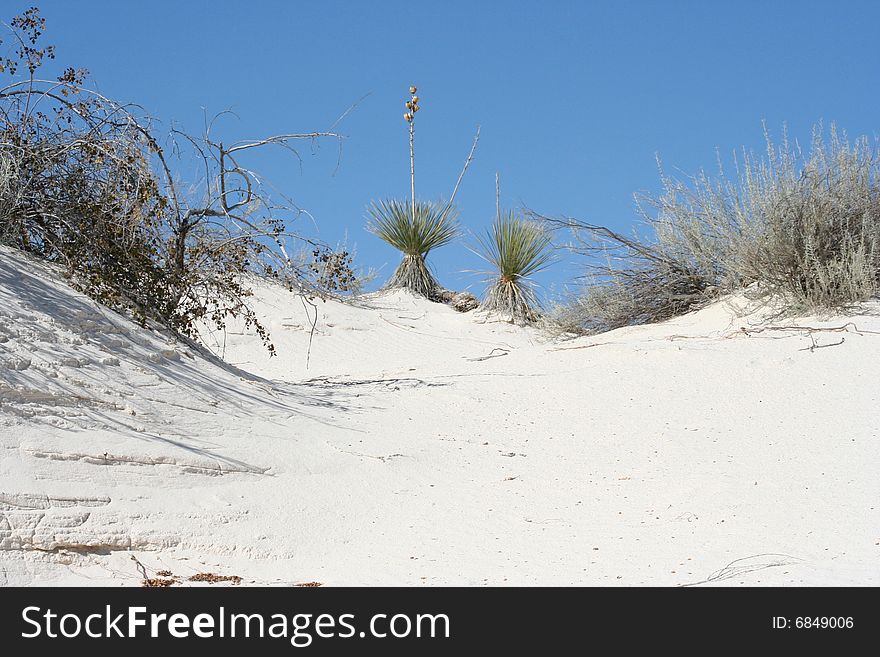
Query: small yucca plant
[
  {"left": 368, "top": 198, "right": 458, "bottom": 297},
  {"left": 475, "top": 212, "right": 553, "bottom": 322}
]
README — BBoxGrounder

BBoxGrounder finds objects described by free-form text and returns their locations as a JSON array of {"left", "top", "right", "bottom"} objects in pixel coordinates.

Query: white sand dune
[{"left": 1, "top": 246, "right": 877, "bottom": 586}]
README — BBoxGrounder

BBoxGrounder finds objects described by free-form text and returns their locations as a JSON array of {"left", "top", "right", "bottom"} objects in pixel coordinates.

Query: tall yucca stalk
[
  {"left": 475, "top": 212, "right": 553, "bottom": 322},
  {"left": 367, "top": 198, "right": 458, "bottom": 297},
  {"left": 368, "top": 85, "right": 479, "bottom": 298}
]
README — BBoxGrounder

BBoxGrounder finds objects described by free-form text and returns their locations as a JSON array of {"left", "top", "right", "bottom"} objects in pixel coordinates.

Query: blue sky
[{"left": 19, "top": 0, "right": 880, "bottom": 299}]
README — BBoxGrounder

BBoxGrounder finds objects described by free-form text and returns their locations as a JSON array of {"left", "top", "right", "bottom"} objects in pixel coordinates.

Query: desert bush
[
  {"left": 541, "top": 217, "right": 723, "bottom": 333},
  {"left": 546, "top": 124, "right": 880, "bottom": 334},
  {"left": 474, "top": 211, "right": 553, "bottom": 323},
  {"left": 0, "top": 8, "right": 343, "bottom": 353},
  {"left": 0, "top": 13, "right": 171, "bottom": 324},
  {"left": 733, "top": 127, "right": 879, "bottom": 307}
]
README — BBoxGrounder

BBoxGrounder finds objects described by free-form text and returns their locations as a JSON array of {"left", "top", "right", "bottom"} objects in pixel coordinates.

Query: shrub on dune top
[
  {"left": 0, "top": 8, "right": 350, "bottom": 355},
  {"left": 545, "top": 124, "right": 880, "bottom": 335},
  {"left": 367, "top": 198, "right": 458, "bottom": 298},
  {"left": 475, "top": 212, "right": 553, "bottom": 323}
]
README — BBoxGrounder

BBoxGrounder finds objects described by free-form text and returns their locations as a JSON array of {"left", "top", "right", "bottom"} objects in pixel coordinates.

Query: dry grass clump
[{"left": 548, "top": 124, "right": 880, "bottom": 334}]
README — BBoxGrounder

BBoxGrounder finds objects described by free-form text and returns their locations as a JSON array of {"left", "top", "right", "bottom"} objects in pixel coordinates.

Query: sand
[{"left": 1, "top": 246, "right": 877, "bottom": 586}]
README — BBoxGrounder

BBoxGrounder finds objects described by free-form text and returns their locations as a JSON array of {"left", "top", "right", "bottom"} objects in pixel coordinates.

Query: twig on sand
[
  {"left": 740, "top": 322, "right": 880, "bottom": 336},
  {"left": 549, "top": 341, "right": 610, "bottom": 352},
  {"left": 680, "top": 553, "right": 801, "bottom": 587},
  {"left": 300, "top": 295, "right": 319, "bottom": 369},
  {"left": 339, "top": 449, "right": 407, "bottom": 463},
  {"left": 524, "top": 517, "right": 566, "bottom": 525},
  {"left": 466, "top": 348, "right": 509, "bottom": 361},
  {"left": 799, "top": 335, "right": 846, "bottom": 352},
  {"left": 303, "top": 375, "right": 442, "bottom": 389},
  {"left": 130, "top": 555, "right": 149, "bottom": 580},
  {"left": 739, "top": 322, "right": 877, "bottom": 351},
  {"left": 132, "top": 555, "right": 177, "bottom": 587}
]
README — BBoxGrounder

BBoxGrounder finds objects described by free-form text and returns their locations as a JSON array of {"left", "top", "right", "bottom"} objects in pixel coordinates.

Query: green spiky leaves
[
  {"left": 368, "top": 199, "right": 458, "bottom": 256},
  {"left": 367, "top": 199, "right": 458, "bottom": 297},
  {"left": 476, "top": 212, "right": 553, "bottom": 322}
]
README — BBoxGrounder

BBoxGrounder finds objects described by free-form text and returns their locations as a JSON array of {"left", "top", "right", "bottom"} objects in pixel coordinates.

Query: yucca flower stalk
[
  {"left": 367, "top": 198, "right": 458, "bottom": 297},
  {"left": 404, "top": 85, "right": 420, "bottom": 222},
  {"left": 475, "top": 211, "right": 554, "bottom": 322},
  {"left": 368, "top": 85, "right": 479, "bottom": 298}
]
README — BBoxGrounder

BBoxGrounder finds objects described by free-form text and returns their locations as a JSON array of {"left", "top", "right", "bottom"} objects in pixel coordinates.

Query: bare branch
[
  {"left": 445, "top": 125, "right": 480, "bottom": 211},
  {"left": 225, "top": 132, "right": 340, "bottom": 155}
]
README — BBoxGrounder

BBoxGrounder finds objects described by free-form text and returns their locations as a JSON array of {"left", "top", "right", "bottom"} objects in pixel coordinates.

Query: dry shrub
[
  {"left": 0, "top": 8, "right": 346, "bottom": 353},
  {"left": 547, "top": 124, "right": 880, "bottom": 334}
]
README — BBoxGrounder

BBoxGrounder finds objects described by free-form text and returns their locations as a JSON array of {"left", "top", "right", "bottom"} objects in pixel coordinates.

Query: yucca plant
[
  {"left": 368, "top": 84, "right": 479, "bottom": 298},
  {"left": 475, "top": 212, "right": 554, "bottom": 323},
  {"left": 367, "top": 198, "right": 458, "bottom": 297}
]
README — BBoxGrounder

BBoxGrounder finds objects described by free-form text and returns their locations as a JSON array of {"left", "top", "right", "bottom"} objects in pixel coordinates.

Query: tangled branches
[{"left": 0, "top": 8, "right": 343, "bottom": 353}]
